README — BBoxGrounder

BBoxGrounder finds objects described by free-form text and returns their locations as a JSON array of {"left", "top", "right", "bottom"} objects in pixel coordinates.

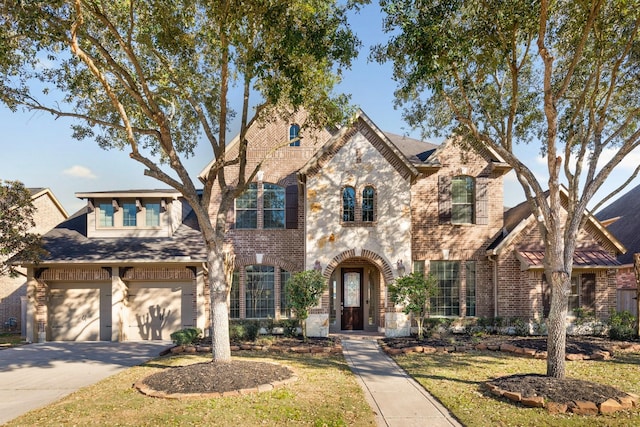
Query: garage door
[
  {"left": 127, "top": 283, "right": 194, "bottom": 341},
  {"left": 49, "top": 286, "right": 102, "bottom": 341}
]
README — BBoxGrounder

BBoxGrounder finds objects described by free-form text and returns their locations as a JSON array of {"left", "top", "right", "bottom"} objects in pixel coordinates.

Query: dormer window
[
  {"left": 123, "top": 202, "right": 137, "bottom": 227},
  {"left": 289, "top": 124, "right": 301, "bottom": 147},
  {"left": 98, "top": 203, "right": 114, "bottom": 227},
  {"left": 145, "top": 202, "right": 160, "bottom": 226}
]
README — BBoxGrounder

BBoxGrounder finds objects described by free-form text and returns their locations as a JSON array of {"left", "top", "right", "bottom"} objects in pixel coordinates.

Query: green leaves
[
  {"left": 388, "top": 272, "right": 438, "bottom": 339},
  {"left": 285, "top": 269, "right": 327, "bottom": 339},
  {"left": 0, "top": 180, "right": 45, "bottom": 275}
]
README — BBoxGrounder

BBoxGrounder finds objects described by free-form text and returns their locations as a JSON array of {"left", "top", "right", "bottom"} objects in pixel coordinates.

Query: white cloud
[{"left": 63, "top": 165, "right": 97, "bottom": 179}]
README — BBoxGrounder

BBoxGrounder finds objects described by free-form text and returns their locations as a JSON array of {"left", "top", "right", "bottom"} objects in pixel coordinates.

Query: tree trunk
[
  {"left": 546, "top": 270, "right": 570, "bottom": 378},
  {"left": 633, "top": 254, "right": 640, "bottom": 338},
  {"left": 208, "top": 249, "right": 232, "bottom": 362}
]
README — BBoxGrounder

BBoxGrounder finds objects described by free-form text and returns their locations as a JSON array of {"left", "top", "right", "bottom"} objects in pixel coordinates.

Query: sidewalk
[{"left": 341, "top": 336, "right": 463, "bottom": 427}]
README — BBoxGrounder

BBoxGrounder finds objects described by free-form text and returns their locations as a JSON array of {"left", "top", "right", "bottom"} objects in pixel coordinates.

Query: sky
[{"left": 0, "top": 3, "right": 638, "bottom": 216}]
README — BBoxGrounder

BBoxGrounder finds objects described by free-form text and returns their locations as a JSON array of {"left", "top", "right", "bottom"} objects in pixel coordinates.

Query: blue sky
[{"left": 0, "top": 4, "right": 637, "bottom": 215}]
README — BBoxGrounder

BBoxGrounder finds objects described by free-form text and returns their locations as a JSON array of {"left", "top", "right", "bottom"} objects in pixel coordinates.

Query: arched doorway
[{"left": 324, "top": 250, "right": 394, "bottom": 333}]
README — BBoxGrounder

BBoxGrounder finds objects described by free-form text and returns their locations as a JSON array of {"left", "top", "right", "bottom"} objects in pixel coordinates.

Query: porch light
[
  {"left": 396, "top": 259, "right": 405, "bottom": 275},
  {"left": 314, "top": 260, "right": 322, "bottom": 271}
]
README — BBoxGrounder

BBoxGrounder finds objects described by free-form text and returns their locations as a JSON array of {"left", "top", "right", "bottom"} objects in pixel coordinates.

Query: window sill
[{"left": 341, "top": 221, "right": 378, "bottom": 228}]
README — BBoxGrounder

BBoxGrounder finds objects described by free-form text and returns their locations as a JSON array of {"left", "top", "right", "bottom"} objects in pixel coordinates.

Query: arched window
[
  {"left": 289, "top": 124, "right": 301, "bottom": 147},
  {"left": 362, "top": 186, "right": 375, "bottom": 222},
  {"left": 342, "top": 186, "right": 355, "bottom": 222},
  {"left": 451, "top": 176, "right": 474, "bottom": 224}
]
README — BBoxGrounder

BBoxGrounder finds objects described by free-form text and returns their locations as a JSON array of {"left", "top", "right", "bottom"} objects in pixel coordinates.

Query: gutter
[{"left": 488, "top": 254, "right": 498, "bottom": 318}]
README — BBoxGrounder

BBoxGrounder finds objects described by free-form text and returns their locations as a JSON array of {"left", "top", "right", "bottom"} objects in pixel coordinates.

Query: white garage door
[
  {"left": 49, "top": 286, "right": 101, "bottom": 341},
  {"left": 127, "top": 283, "right": 194, "bottom": 341}
]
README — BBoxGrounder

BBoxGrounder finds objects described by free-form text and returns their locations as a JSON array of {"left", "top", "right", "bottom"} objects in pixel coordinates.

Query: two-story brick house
[{"left": 21, "top": 109, "right": 625, "bottom": 341}]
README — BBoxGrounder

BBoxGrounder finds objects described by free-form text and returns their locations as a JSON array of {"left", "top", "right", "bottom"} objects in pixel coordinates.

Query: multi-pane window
[
  {"left": 145, "top": 202, "right": 160, "bottom": 226},
  {"left": 289, "top": 124, "right": 301, "bottom": 146},
  {"left": 230, "top": 271, "right": 240, "bottom": 319},
  {"left": 263, "top": 183, "right": 285, "bottom": 229},
  {"left": 235, "top": 183, "right": 258, "bottom": 229},
  {"left": 342, "top": 187, "right": 355, "bottom": 222},
  {"left": 465, "top": 261, "right": 476, "bottom": 316},
  {"left": 280, "top": 270, "right": 291, "bottom": 317},
  {"left": 430, "top": 261, "right": 460, "bottom": 316},
  {"left": 413, "top": 260, "right": 425, "bottom": 275},
  {"left": 451, "top": 176, "right": 475, "bottom": 224},
  {"left": 123, "top": 202, "right": 137, "bottom": 227},
  {"left": 362, "top": 186, "right": 375, "bottom": 222},
  {"left": 245, "top": 265, "right": 275, "bottom": 318},
  {"left": 98, "top": 203, "right": 114, "bottom": 227}
]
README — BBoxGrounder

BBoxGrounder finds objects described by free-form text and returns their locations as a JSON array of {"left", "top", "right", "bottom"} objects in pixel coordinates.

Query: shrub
[
  {"left": 229, "top": 320, "right": 260, "bottom": 341},
  {"left": 608, "top": 310, "right": 637, "bottom": 341},
  {"left": 170, "top": 327, "right": 202, "bottom": 346}
]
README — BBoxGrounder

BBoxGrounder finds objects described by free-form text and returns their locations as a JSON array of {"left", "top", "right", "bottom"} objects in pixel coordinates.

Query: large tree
[
  {"left": 0, "top": 180, "right": 43, "bottom": 275},
  {"left": 0, "top": 0, "right": 360, "bottom": 361},
  {"left": 376, "top": 0, "right": 640, "bottom": 378}
]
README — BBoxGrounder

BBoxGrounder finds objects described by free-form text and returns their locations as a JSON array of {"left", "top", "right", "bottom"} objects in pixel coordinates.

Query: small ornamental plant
[
  {"left": 286, "top": 270, "right": 327, "bottom": 341},
  {"left": 389, "top": 272, "right": 439, "bottom": 339}
]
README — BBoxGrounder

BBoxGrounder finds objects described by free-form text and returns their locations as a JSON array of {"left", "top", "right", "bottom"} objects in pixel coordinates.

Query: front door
[{"left": 341, "top": 268, "right": 363, "bottom": 330}]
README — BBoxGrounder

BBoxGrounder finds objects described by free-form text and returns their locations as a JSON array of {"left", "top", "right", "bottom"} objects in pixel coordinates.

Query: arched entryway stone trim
[{"left": 323, "top": 248, "right": 395, "bottom": 284}]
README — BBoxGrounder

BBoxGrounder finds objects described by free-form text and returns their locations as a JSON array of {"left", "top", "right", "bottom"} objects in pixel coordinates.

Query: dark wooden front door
[{"left": 341, "top": 268, "right": 363, "bottom": 330}]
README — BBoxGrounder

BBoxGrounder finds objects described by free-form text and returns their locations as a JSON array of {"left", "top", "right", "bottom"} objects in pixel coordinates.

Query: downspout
[{"left": 488, "top": 254, "right": 498, "bottom": 318}]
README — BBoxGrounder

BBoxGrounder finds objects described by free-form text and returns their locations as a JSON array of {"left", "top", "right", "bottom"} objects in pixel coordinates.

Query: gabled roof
[
  {"left": 29, "top": 187, "right": 69, "bottom": 219},
  {"left": 596, "top": 183, "right": 640, "bottom": 265},
  {"left": 488, "top": 188, "right": 626, "bottom": 260},
  {"left": 298, "top": 109, "right": 423, "bottom": 181},
  {"left": 33, "top": 207, "right": 206, "bottom": 265}
]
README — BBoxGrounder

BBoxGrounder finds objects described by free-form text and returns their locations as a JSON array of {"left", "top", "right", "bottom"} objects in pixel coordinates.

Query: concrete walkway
[
  {"left": 341, "top": 336, "right": 463, "bottom": 427},
  {"left": 0, "top": 341, "right": 170, "bottom": 425}
]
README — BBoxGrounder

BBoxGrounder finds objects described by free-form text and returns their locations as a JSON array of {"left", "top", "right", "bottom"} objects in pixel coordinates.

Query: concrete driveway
[{"left": 0, "top": 341, "right": 171, "bottom": 425}]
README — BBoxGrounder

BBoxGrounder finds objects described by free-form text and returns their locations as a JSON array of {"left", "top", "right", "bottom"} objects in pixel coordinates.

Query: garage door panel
[
  {"left": 128, "top": 284, "right": 186, "bottom": 340},
  {"left": 49, "top": 288, "right": 101, "bottom": 341}
]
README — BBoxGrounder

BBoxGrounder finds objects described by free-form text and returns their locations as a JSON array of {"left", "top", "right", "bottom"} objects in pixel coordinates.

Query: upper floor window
[
  {"left": 123, "top": 202, "right": 137, "bottom": 227},
  {"left": 98, "top": 203, "right": 114, "bottom": 227},
  {"left": 145, "top": 202, "right": 160, "bottom": 226},
  {"left": 263, "top": 183, "right": 285, "bottom": 229},
  {"left": 362, "top": 186, "right": 375, "bottom": 222},
  {"left": 342, "top": 186, "right": 355, "bottom": 222},
  {"left": 235, "top": 182, "right": 291, "bottom": 229},
  {"left": 451, "top": 176, "right": 475, "bottom": 224},
  {"left": 235, "top": 183, "right": 258, "bottom": 229},
  {"left": 289, "top": 124, "right": 301, "bottom": 147}
]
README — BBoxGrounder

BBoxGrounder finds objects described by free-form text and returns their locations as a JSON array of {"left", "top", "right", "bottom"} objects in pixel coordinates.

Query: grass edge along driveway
[{"left": 5, "top": 351, "right": 377, "bottom": 427}]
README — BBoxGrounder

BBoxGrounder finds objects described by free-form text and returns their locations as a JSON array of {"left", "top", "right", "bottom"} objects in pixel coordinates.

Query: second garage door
[{"left": 127, "top": 282, "right": 194, "bottom": 340}]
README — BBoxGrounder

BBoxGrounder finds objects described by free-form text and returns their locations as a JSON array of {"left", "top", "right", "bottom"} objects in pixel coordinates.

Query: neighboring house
[
  {"left": 1, "top": 188, "right": 68, "bottom": 335},
  {"left": 20, "top": 110, "right": 626, "bottom": 342},
  {"left": 596, "top": 184, "right": 640, "bottom": 316}
]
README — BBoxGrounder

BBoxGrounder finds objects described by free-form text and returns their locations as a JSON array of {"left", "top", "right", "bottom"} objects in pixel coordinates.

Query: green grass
[
  {"left": 5, "top": 351, "right": 377, "bottom": 427},
  {"left": 393, "top": 350, "right": 640, "bottom": 427},
  {"left": 0, "top": 333, "right": 24, "bottom": 348}
]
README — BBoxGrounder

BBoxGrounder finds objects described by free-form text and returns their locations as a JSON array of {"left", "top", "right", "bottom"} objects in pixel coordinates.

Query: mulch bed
[
  {"left": 139, "top": 360, "right": 294, "bottom": 395},
  {"left": 137, "top": 334, "right": 640, "bottom": 413}
]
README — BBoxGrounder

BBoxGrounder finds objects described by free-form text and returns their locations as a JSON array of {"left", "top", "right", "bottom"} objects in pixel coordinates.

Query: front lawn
[
  {"left": 5, "top": 351, "right": 377, "bottom": 426},
  {"left": 393, "top": 349, "right": 640, "bottom": 426}
]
